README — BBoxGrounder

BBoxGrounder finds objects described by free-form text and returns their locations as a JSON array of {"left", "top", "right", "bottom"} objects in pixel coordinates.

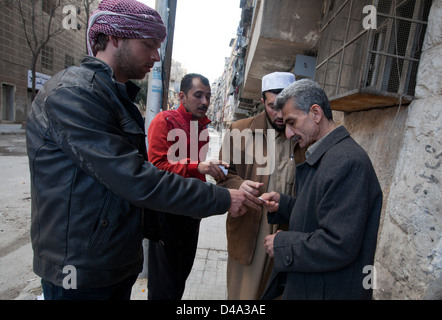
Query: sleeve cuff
[{"left": 188, "top": 162, "right": 200, "bottom": 176}]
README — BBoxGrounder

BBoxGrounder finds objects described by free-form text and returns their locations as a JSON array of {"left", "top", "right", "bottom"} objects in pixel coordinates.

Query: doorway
[{"left": 1, "top": 83, "right": 15, "bottom": 121}]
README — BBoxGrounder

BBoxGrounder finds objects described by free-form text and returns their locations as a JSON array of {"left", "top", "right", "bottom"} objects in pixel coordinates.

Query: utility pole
[
  {"left": 144, "top": 0, "right": 177, "bottom": 148},
  {"left": 140, "top": 0, "right": 177, "bottom": 280}
]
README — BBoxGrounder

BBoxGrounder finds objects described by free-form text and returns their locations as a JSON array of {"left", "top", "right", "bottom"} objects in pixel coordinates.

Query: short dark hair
[
  {"left": 180, "top": 73, "right": 210, "bottom": 95},
  {"left": 262, "top": 89, "right": 283, "bottom": 102},
  {"left": 92, "top": 33, "right": 110, "bottom": 55},
  {"left": 275, "top": 79, "right": 333, "bottom": 120}
]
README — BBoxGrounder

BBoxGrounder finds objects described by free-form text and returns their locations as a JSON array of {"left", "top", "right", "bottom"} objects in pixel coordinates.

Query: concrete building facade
[
  {"left": 212, "top": 0, "right": 441, "bottom": 299},
  {"left": 0, "top": 0, "right": 98, "bottom": 123}
]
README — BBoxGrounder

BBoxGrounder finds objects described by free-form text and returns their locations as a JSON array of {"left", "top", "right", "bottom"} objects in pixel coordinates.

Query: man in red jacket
[{"left": 147, "top": 73, "right": 229, "bottom": 299}]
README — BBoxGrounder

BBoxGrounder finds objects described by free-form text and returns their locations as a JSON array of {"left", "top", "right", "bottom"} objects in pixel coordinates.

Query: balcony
[{"left": 238, "top": 0, "right": 324, "bottom": 112}]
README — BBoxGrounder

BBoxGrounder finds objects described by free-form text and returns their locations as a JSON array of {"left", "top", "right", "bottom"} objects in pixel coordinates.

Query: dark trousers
[
  {"left": 41, "top": 274, "right": 138, "bottom": 300},
  {"left": 147, "top": 213, "right": 201, "bottom": 300}
]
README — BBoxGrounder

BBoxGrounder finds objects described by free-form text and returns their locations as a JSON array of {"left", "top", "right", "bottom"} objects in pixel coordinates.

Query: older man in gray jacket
[{"left": 260, "top": 79, "right": 382, "bottom": 300}]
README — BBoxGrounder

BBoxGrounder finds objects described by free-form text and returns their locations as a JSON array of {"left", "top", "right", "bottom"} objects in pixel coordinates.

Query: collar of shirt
[{"left": 305, "top": 129, "right": 334, "bottom": 159}]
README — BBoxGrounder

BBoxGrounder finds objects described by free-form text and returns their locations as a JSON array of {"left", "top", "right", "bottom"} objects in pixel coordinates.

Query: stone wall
[{"left": 335, "top": 1, "right": 441, "bottom": 299}]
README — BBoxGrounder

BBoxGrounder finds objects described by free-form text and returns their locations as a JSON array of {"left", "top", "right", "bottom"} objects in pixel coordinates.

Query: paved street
[{"left": 0, "top": 124, "right": 229, "bottom": 300}]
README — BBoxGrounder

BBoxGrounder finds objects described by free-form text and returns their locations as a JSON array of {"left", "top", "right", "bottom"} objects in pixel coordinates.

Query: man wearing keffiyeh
[
  {"left": 87, "top": 0, "right": 167, "bottom": 56},
  {"left": 26, "top": 0, "right": 263, "bottom": 300},
  {"left": 87, "top": 0, "right": 167, "bottom": 82}
]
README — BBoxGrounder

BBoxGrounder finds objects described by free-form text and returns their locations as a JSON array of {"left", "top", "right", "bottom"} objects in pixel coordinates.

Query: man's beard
[
  {"left": 115, "top": 41, "right": 146, "bottom": 80},
  {"left": 265, "top": 110, "right": 285, "bottom": 132}
]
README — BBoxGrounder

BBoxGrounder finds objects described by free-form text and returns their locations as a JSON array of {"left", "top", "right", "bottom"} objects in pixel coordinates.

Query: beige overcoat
[{"left": 217, "top": 111, "right": 306, "bottom": 264}]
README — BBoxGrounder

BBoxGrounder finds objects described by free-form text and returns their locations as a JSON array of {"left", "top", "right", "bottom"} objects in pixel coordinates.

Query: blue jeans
[{"left": 41, "top": 274, "right": 139, "bottom": 300}]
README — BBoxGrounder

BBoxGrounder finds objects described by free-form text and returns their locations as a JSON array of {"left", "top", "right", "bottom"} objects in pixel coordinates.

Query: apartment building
[{"left": 0, "top": 0, "right": 98, "bottom": 123}]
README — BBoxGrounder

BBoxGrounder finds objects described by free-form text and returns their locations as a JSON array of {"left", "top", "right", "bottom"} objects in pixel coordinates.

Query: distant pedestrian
[{"left": 26, "top": 0, "right": 261, "bottom": 300}]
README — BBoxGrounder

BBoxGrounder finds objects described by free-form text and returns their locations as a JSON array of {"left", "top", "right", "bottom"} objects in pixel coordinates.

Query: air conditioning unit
[{"left": 315, "top": 0, "right": 432, "bottom": 112}]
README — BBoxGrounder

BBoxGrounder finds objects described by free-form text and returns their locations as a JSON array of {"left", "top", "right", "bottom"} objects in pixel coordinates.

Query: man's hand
[
  {"left": 259, "top": 191, "right": 280, "bottom": 212},
  {"left": 263, "top": 231, "right": 281, "bottom": 257},
  {"left": 198, "top": 160, "right": 229, "bottom": 181},
  {"left": 239, "top": 180, "right": 264, "bottom": 196},
  {"left": 227, "top": 189, "right": 263, "bottom": 217}
]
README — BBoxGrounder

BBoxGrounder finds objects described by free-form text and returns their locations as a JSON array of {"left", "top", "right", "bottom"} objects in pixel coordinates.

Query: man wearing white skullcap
[
  {"left": 262, "top": 72, "right": 296, "bottom": 94},
  {"left": 217, "top": 72, "right": 306, "bottom": 299}
]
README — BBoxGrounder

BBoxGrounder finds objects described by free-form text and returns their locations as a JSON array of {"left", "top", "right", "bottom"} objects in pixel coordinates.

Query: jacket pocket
[{"left": 86, "top": 192, "right": 121, "bottom": 250}]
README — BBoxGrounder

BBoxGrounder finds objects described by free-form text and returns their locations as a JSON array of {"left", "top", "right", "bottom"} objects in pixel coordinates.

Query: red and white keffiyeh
[{"left": 87, "top": 0, "right": 167, "bottom": 56}]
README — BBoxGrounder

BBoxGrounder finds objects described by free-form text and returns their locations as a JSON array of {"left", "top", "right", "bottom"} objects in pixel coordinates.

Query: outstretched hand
[
  {"left": 227, "top": 189, "right": 263, "bottom": 217},
  {"left": 239, "top": 180, "right": 264, "bottom": 196},
  {"left": 198, "top": 159, "right": 229, "bottom": 181},
  {"left": 259, "top": 191, "right": 280, "bottom": 213}
]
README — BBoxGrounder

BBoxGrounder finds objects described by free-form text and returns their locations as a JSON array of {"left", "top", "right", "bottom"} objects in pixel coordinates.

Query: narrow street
[{"left": 0, "top": 125, "right": 38, "bottom": 299}]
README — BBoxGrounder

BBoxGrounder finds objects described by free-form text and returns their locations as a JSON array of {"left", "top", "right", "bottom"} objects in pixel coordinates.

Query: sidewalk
[
  {"left": 131, "top": 213, "right": 228, "bottom": 300},
  {"left": 0, "top": 124, "right": 25, "bottom": 135},
  {"left": 131, "top": 129, "right": 228, "bottom": 300}
]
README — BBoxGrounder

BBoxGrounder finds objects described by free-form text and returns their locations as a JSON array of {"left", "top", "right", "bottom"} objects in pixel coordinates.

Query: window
[
  {"left": 366, "top": 0, "right": 432, "bottom": 97},
  {"left": 1, "top": 84, "right": 15, "bottom": 121},
  {"left": 65, "top": 54, "right": 75, "bottom": 68},
  {"left": 41, "top": 45, "right": 54, "bottom": 70},
  {"left": 315, "top": 0, "right": 432, "bottom": 112}
]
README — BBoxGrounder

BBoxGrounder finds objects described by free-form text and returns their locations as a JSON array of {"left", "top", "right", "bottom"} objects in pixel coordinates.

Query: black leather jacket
[{"left": 26, "top": 56, "right": 230, "bottom": 289}]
